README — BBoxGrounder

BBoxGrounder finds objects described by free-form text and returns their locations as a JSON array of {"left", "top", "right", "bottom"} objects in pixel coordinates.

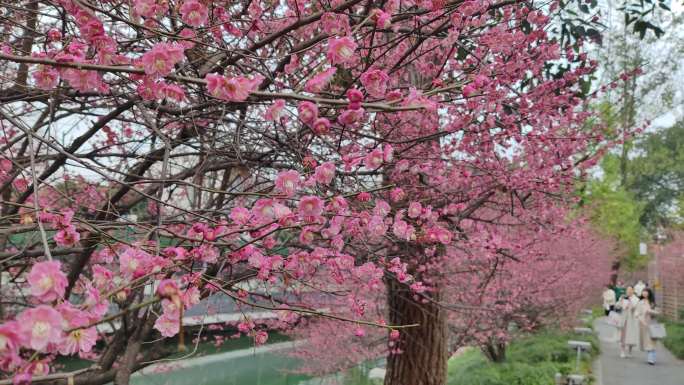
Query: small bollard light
[
  {"left": 554, "top": 372, "right": 563, "bottom": 385},
  {"left": 567, "top": 340, "right": 592, "bottom": 374},
  {"left": 574, "top": 327, "right": 593, "bottom": 335}
]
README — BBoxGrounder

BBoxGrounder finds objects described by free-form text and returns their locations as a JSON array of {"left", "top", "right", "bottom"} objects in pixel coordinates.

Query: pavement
[{"left": 593, "top": 317, "right": 684, "bottom": 385}]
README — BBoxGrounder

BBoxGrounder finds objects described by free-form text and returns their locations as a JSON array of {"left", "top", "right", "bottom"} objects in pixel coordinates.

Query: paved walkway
[{"left": 594, "top": 317, "right": 684, "bottom": 385}]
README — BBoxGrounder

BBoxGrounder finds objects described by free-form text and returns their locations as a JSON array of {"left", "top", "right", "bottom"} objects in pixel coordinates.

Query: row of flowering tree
[
  {"left": 0, "top": 0, "right": 616, "bottom": 384},
  {"left": 287, "top": 210, "right": 614, "bottom": 374}
]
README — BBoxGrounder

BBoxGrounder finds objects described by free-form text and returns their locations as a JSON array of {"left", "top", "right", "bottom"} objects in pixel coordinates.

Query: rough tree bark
[
  {"left": 384, "top": 279, "right": 448, "bottom": 385},
  {"left": 482, "top": 339, "right": 507, "bottom": 363}
]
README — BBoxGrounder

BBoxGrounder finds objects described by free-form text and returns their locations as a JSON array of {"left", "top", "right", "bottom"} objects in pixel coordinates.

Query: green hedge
[
  {"left": 663, "top": 321, "right": 684, "bottom": 359},
  {"left": 448, "top": 331, "right": 599, "bottom": 385}
]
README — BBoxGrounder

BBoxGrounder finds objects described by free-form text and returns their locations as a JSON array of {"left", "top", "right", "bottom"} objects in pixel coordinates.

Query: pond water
[
  {"left": 132, "top": 342, "right": 311, "bottom": 385},
  {"left": 59, "top": 334, "right": 379, "bottom": 385}
]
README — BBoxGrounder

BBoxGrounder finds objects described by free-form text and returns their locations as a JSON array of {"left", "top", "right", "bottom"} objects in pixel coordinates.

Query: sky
[{"left": 674, "top": 1, "right": 684, "bottom": 14}]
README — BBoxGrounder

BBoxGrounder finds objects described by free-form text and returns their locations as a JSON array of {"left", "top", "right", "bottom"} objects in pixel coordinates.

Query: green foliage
[
  {"left": 553, "top": 0, "right": 672, "bottom": 49},
  {"left": 581, "top": 112, "right": 684, "bottom": 270},
  {"left": 591, "top": 306, "right": 605, "bottom": 321},
  {"left": 338, "top": 366, "right": 377, "bottom": 385},
  {"left": 627, "top": 121, "right": 684, "bottom": 229},
  {"left": 663, "top": 320, "right": 684, "bottom": 359},
  {"left": 447, "top": 331, "right": 599, "bottom": 385},
  {"left": 621, "top": 0, "right": 670, "bottom": 38},
  {"left": 581, "top": 155, "right": 646, "bottom": 269}
]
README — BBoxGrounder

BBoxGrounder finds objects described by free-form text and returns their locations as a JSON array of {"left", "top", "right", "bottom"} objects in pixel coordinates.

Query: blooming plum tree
[{"left": 0, "top": 0, "right": 618, "bottom": 384}]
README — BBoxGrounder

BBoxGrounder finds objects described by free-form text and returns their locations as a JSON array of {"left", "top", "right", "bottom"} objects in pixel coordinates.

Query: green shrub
[
  {"left": 448, "top": 331, "right": 599, "bottom": 385},
  {"left": 663, "top": 321, "right": 684, "bottom": 359}
]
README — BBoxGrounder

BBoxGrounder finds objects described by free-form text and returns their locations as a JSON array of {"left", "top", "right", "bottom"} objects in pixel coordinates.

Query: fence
[{"left": 651, "top": 234, "right": 684, "bottom": 321}]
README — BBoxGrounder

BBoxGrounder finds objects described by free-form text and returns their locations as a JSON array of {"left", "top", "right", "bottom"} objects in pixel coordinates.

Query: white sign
[{"left": 639, "top": 242, "right": 647, "bottom": 255}]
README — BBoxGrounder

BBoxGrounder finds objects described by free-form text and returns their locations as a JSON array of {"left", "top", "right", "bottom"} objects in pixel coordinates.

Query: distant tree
[
  {"left": 581, "top": 154, "right": 646, "bottom": 272},
  {"left": 627, "top": 122, "right": 684, "bottom": 229}
]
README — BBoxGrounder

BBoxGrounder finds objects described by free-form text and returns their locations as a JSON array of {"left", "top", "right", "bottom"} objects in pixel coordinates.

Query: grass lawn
[{"left": 663, "top": 321, "right": 684, "bottom": 359}]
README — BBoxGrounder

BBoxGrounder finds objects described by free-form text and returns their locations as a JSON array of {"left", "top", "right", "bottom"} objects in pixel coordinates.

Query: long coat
[
  {"left": 618, "top": 295, "right": 639, "bottom": 346},
  {"left": 635, "top": 299, "right": 657, "bottom": 351}
]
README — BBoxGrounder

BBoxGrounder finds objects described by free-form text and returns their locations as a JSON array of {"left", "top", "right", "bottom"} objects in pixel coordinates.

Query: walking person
[
  {"left": 634, "top": 279, "right": 646, "bottom": 297},
  {"left": 603, "top": 284, "right": 616, "bottom": 316},
  {"left": 636, "top": 288, "right": 659, "bottom": 365},
  {"left": 616, "top": 286, "right": 639, "bottom": 358},
  {"left": 613, "top": 281, "right": 626, "bottom": 312}
]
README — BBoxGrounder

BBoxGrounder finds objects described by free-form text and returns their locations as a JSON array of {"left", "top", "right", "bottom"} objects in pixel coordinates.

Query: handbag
[
  {"left": 648, "top": 322, "right": 667, "bottom": 339},
  {"left": 607, "top": 311, "right": 622, "bottom": 327}
]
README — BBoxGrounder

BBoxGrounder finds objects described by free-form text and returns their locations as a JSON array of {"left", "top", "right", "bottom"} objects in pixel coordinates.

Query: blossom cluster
[{"left": 0, "top": 0, "right": 620, "bottom": 382}]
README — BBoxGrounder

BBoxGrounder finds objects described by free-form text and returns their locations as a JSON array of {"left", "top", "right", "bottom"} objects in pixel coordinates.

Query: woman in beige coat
[
  {"left": 635, "top": 288, "right": 658, "bottom": 365},
  {"left": 617, "top": 286, "right": 639, "bottom": 358}
]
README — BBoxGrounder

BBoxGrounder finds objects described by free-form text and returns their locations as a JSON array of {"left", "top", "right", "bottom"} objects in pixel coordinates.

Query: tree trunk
[
  {"left": 482, "top": 339, "right": 507, "bottom": 363},
  {"left": 384, "top": 279, "right": 448, "bottom": 385}
]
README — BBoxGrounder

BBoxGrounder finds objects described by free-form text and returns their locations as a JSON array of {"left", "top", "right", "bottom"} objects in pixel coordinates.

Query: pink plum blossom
[
  {"left": 61, "top": 68, "right": 102, "bottom": 92},
  {"left": 133, "top": 0, "right": 157, "bottom": 17},
  {"left": 205, "top": 73, "right": 263, "bottom": 101},
  {"left": 57, "top": 304, "right": 97, "bottom": 355},
  {"left": 180, "top": 0, "right": 209, "bottom": 27},
  {"left": 374, "top": 10, "right": 392, "bottom": 29},
  {"left": 327, "top": 196, "right": 348, "bottom": 212},
  {"left": 304, "top": 67, "right": 336, "bottom": 93},
  {"left": 119, "top": 247, "right": 151, "bottom": 279},
  {"left": 297, "top": 101, "right": 318, "bottom": 125},
  {"left": 161, "top": 84, "right": 186, "bottom": 102},
  {"left": 230, "top": 207, "right": 251, "bottom": 225},
  {"left": 0, "top": 321, "right": 20, "bottom": 360},
  {"left": 275, "top": 170, "right": 300, "bottom": 197},
  {"left": 237, "top": 320, "right": 254, "bottom": 333},
  {"left": 360, "top": 69, "right": 390, "bottom": 98},
  {"left": 392, "top": 220, "right": 415, "bottom": 241},
  {"left": 462, "top": 84, "right": 476, "bottom": 97},
  {"left": 312, "top": 117, "right": 331, "bottom": 134},
  {"left": 367, "top": 216, "right": 387, "bottom": 238},
  {"left": 298, "top": 196, "right": 324, "bottom": 217},
  {"left": 17, "top": 306, "right": 63, "bottom": 351},
  {"left": 60, "top": 327, "right": 97, "bottom": 355},
  {"left": 356, "top": 192, "right": 371, "bottom": 202},
  {"left": 425, "top": 226, "right": 452, "bottom": 244},
  {"left": 346, "top": 89, "right": 363, "bottom": 110},
  {"left": 389, "top": 187, "right": 405, "bottom": 202},
  {"left": 254, "top": 330, "right": 268, "bottom": 345},
  {"left": 178, "top": 28, "right": 196, "bottom": 49},
  {"left": 141, "top": 43, "right": 185, "bottom": 77},
  {"left": 27, "top": 260, "right": 68, "bottom": 302},
  {"left": 156, "top": 279, "right": 180, "bottom": 299},
  {"left": 314, "top": 162, "right": 336, "bottom": 185},
  {"left": 364, "top": 148, "right": 384, "bottom": 170},
  {"left": 299, "top": 227, "right": 315, "bottom": 245},
  {"left": 320, "top": 12, "right": 349, "bottom": 36},
  {"left": 46, "top": 28, "right": 62, "bottom": 42},
  {"left": 32, "top": 66, "right": 60, "bottom": 90},
  {"left": 408, "top": 202, "right": 422, "bottom": 218},
  {"left": 154, "top": 314, "right": 180, "bottom": 337},
  {"left": 327, "top": 37, "right": 357, "bottom": 66},
  {"left": 338, "top": 107, "right": 365, "bottom": 126},
  {"left": 54, "top": 225, "right": 80, "bottom": 247},
  {"left": 163, "top": 247, "right": 188, "bottom": 260},
  {"left": 265, "top": 99, "right": 286, "bottom": 121},
  {"left": 383, "top": 144, "right": 394, "bottom": 162},
  {"left": 473, "top": 74, "right": 489, "bottom": 88},
  {"left": 182, "top": 286, "right": 201, "bottom": 308}
]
